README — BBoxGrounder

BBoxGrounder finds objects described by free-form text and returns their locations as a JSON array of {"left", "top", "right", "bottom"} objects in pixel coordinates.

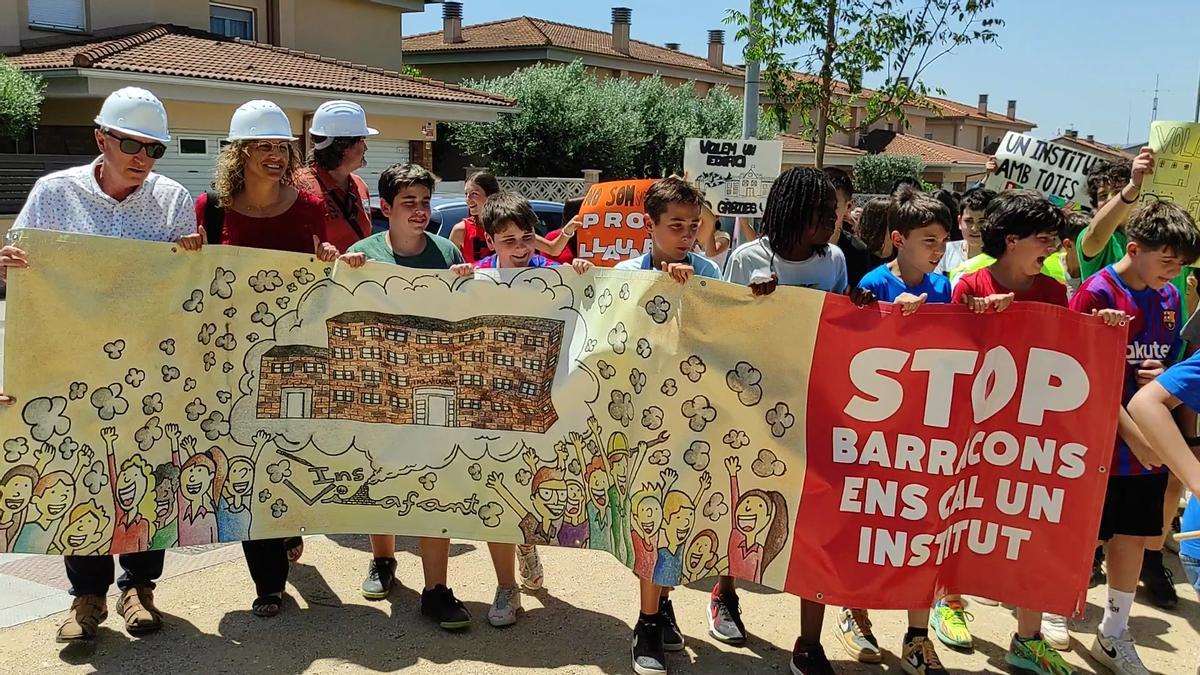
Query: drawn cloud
[
  {"left": 641, "top": 406, "right": 663, "bottom": 431},
  {"left": 680, "top": 355, "right": 706, "bottom": 383},
  {"left": 90, "top": 384, "right": 129, "bottom": 421},
  {"left": 703, "top": 492, "right": 728, "bottom": 520},
  {"left": 723, "top": 429, "right": 750, "bottom": 450},
  {"left": 249, "top": 270, "right": 284, "bottom": 293},
  {"left": 766, "top": 402, "right": 795, "bottom": 438},
  {"left": 726, "top": 361, "right": 763, "bottom": 406},
  {"left": 479, "top": 501, "right": 504, "bottom": 527},
  {"left": 681, "top": 395, "right": 717, "bottom": 432},
  {"left": 607, "top": 322, "right": 628, "bottom": 354},
  {"left": 22, "top": 396, "right": 70, "bottom": 442},
  {"left": 135, "top": 416, "right": 163, "bottom": 451},
  {"left": 609, "top": 390, "right": 634, "bottom": 428},
  {"left": 684, "top": 440, "right": 710, "bottom": 471},
  {"left": 210, "top": 267, "right": 236, "bottom": 299},
  {"left": 752, "top": 448, "right": 786, "bottom": 477}
]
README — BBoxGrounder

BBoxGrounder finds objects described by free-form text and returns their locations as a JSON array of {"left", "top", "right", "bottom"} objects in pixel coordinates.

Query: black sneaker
[
  {"left": 1140, "top": 550, "right": 1178, "bottom": 610},
  {"left": 632, "top": 614, "right": 668, "bottom": 675},
  {"left": 420, "top": 584, "right": 472, "bottom": 630},
  {"left": 790, "top": 641, "right": 835, "bottom": 675},
  {"left": 658, "top": 597, "right": 685, "bottom": 651},
  {"left": 361, "top": 557, "right": 397, "bottom": 600},
  {"left": 1090, "top": 546, "right": 1106, "bottom": 588}
]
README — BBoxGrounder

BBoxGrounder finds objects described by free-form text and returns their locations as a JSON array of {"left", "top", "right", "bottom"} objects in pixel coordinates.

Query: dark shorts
[{"left": 1098, "top": 473, "right": 1169, "bottom": 540}]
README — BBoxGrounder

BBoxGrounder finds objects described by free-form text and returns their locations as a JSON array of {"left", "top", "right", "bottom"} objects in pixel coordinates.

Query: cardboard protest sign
[
  {"left": 1146, "top": 121, "right": 1200, "bottom": 221},
  {"left": 683, "top": 138, "right": 783, "bottom": 218},
  {"left": 0, "top": 229, "right": 1123, "bottom": 613},
  {"left": 575, "top": 179, "right": 657, "bottom": 266},
  {"left": 986, "top": 131, "right": 1107, "bottom": 210}
]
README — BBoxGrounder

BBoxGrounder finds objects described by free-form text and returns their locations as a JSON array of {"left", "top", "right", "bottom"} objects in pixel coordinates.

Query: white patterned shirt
[{"left": 12, "top": 157, "right": 196, "bottom": 242}]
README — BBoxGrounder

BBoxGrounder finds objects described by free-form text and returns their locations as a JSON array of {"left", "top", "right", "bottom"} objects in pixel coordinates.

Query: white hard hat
[
  {"left": 308, "top": 100, "right": 378, "bottom": 149},
  {"left": 226, "top": 100, "right": 296, "bottom": 142},
  {"left": 94, "top": 87, "right": 171, "bottom": 143}
]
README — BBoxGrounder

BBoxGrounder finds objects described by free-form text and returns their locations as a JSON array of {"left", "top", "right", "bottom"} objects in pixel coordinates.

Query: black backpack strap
[{"left": 203, "top": 191, "right": 224, "bottom": 245}]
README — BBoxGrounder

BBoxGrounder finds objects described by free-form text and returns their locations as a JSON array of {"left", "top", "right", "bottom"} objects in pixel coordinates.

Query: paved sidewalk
[{"left": 0, "top": 535, "right": 1197, "bottom": 674}]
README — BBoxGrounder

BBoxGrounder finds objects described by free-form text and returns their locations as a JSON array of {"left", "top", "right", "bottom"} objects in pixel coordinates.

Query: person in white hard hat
[
  {"left": 195, "top": 100, "right": 337, "bottom": 618},
  {"left": 0, "top": 86, "right": 202, "bottom": 643},
  {"left": 295, "top": 100, "right": 378, "bottom": 253}
]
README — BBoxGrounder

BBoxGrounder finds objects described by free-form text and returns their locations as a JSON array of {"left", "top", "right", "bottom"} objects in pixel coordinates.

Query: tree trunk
[{"left": 813, "top": 0, "right": 838, "bottom": 169}]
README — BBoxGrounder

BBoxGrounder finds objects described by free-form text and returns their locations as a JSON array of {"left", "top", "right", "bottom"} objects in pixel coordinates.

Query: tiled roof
[
  {"left": 881, "top": 134, "right": 990, "bottom": 166},
  {"left": 779, "top": 134, "right": 864, "bottom": 156},
  {"left": 7, "top": 24, "right": 514, "bottom": 108},
  {"left": 924, "top": 95, "right": 1035, "bottom": 127},
  {"left": 403, "top": 16, "right": 743, "bottom": 78},
  {"left": 1052, "top": 135, "right": 1135, "bottom": 162}
]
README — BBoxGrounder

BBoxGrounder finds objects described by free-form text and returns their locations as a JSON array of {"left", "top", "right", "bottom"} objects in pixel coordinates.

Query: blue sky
[{"left": 405, "top": 1, "right": 1199, "bottom": 147}]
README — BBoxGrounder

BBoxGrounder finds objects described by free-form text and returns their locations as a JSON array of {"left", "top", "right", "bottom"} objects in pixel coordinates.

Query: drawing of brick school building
[{"left": 258, "top": 312, "right": 564, "bottom": 433}]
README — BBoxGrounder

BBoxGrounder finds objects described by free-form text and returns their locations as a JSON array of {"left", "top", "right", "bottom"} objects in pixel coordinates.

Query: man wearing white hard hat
[
  {"left": 295, "top": 100, "right": 379, "bottom": 253},
  {"left": 0, "top": 87, "right": 202, "bottom": 643}
]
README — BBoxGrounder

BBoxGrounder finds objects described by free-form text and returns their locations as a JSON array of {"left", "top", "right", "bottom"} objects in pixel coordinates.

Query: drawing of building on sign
[
  {"left": 1153, "top": 159, "right": 1193, "bottom": 189},
  {"left": 257, "top": 312, "right": 564, "bottom": 433},
  {"left": 728, "top": 168, "right": 764, "bottom": 199}
]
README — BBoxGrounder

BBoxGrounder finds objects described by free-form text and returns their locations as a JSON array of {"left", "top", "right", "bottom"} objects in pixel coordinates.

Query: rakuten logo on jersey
[{"left": 1126, "top": 342, "right": 1171, "bottom": 361}]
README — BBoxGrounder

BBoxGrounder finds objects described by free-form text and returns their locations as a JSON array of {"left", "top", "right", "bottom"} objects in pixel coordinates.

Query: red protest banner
[
  {"left": 575, "top": 179, "right": 658, "bottom": 266},
  {"left": 786, "top": 296, "right": 1125, "bottom": 616}
]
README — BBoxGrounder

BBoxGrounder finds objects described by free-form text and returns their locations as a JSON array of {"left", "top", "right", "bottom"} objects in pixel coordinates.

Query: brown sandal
[{"left": 252, "top": 593, "right": 282, "bottom": 618}]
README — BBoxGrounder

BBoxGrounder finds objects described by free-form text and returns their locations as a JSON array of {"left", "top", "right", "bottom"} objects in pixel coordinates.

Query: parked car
[{"left": 369, "top": 196, "right": 564, "bottom": 239}]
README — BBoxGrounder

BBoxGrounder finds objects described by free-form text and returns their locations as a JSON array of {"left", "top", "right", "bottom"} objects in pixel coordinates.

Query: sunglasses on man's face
[{"left": 103, "top": 130, "right": 167, "bottom": 159}]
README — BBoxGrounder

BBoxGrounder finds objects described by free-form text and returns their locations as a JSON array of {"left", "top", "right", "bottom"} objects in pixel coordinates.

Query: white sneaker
[
  {"left": 517, "top": 545, "right": 543, "bottom": 591},
  {"left": 1041, "top": 613, "right": 1070, "bottom": 650},
  {"left": 1091, "top": 631, "right": 1150, "bottom": 675},
  {"left": 487, "top": 585, "right": 522, "bottom": 627}
]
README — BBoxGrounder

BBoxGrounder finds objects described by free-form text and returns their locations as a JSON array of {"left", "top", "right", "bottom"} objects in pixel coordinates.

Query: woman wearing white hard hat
[
  {"left": 295, "top": 100, "right": 378, "bottom": 253},
  {"left": 195, "top": 100, "right": 336, "bottom": 618}
]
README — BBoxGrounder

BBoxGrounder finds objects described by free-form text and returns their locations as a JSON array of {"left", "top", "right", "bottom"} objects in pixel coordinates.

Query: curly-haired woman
[
  {"left": 195, "top": 100, "right": 337, "bottom": 618},
  {"left": 196, "top": 100, "right": 337, "bottom": 259}
]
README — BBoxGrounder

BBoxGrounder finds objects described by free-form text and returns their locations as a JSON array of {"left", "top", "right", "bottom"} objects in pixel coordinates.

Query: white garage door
[
  {"left": 155, "top": 131, "right": 225, "bottom": 198},
  {"left": 358, "top": 138, "right": 411, "bottom": 199},
  {"left": 153, "top": 132, "right": 410, "bottom": 201}
]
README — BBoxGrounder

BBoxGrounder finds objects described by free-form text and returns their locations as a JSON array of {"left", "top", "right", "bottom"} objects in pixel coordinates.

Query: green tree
[
  {"left": 852, "top": 154, "right": 925, "bottom": 194},
  {"left": 727, "top": 0, "right": 1002, "bottom": 168},
  {"left": 448, "top": 60, "right": 775, "bottom": 178},
  {"left": 0, "top": 57, "right": 44, "bottom": 141}
]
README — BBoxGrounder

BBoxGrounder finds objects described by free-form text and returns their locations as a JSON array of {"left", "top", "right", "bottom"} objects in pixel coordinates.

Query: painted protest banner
[
  {"left": 986, "top": 131, "right": 1107, "bottom": 210},
  {"left": 1146, "top": 121, "right": 1200, "bottom": 222},
  {"left": 0, "top": 229, "right": 1124, "bottom": 613},
  {"left": 575, "top": 179, "right": 657, "bottom": 266},
  {"left": 683, "top": 138, "right": 784, "bottom": 218}
]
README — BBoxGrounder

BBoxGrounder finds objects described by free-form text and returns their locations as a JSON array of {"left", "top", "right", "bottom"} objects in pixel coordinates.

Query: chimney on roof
[
  {"left": 897, "top": 76, "right": 910, "bottom": 89},
  {"left": 665, "top": 42, "right": 680, "bottom": 51},
  {"left": 1086, "top": 134, "right": 1095, "bottom": 143},
  {"left": 442, "top": 1, "right": 463, "bottom": 44},
  {"left": 707, "top": 29, "right": 725, "bottom": 69},
  {"left": 1006, "top": 99, "right": 1017, "bottom": 121},
  {"left": 612, "top": 7, "right": 632, "bottom": 55},
  {"left": 977, "top": 94, "right": 988, "bottom": 115},
  {"left": 1066, "top": 129, "right": 1078, "bottom": 139}
]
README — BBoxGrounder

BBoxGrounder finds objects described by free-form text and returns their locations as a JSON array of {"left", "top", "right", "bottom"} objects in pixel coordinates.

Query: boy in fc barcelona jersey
[{"left": 1068, "top": 199, "right": 1200, "bottom": 674}]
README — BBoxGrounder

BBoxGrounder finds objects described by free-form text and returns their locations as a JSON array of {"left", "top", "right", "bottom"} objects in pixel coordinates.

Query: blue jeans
[{"left": 1180, "top": 554, "right": 1200, "bottom": 597}]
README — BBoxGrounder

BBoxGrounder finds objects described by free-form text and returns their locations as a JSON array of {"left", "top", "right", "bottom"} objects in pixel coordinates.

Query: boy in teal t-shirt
[{"left": 338, "top": 163, "right": 470, "bottom": 631}]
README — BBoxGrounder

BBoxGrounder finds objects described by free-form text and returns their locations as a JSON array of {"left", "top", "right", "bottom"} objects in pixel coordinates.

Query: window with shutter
[{"left": 28, "top": 0, "right": 86, "bottom": 31}]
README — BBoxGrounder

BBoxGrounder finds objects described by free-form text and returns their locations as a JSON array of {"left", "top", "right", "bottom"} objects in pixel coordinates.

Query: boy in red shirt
[
  {"left": 953, "top": 191, "right": 1069, "bottom": 311},
  {"left": 952, "top": 191, "right": 1092, "bottom": 674}
]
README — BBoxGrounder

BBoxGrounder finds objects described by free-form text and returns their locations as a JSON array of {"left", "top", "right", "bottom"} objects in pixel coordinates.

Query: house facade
[
  {"left": 2, "top": 0, "right": 514, "bottom": 220},
  {"left": 258, "top": 312, "right": 564, "bottom": 433},
  {"left": 402, "top": 3, "right": 745, "bottom": 96}
]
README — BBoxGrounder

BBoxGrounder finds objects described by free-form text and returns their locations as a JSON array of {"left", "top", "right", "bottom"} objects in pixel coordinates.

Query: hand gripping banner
[{"left": 0, "top": 230, "right": 1123, "bottom": 615}]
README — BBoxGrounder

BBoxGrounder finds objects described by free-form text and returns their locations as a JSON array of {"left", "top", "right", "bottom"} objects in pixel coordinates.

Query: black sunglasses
[{"left": 103, "top": 129, "right": 167, "bottom": 159}]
